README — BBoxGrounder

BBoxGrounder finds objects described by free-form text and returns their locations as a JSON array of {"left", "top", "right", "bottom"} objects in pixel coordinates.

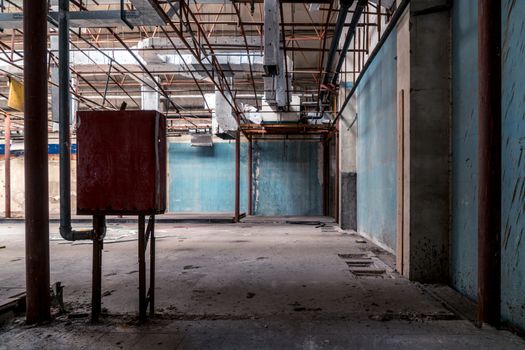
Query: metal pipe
[
  {"left": 23, "top": 0, "right": 51, "bottom": 324},
  {"left": 331, "top": 0, "right": 410, "bottom": 128},
  {"left": 59, "top": 0, "right": 93, "bottom": 241},
  {"left": 329, "top": 0, "right": 366, "bottom": 88},
  {"left": 279, "top": 0, "right": 291, "bottom": 109},
  {"left": 235, "top": 130, "right": 241, "bottom": 222},
  {"left": 477, "top": 0, "right": 501, "bottom": 326},
  {"left": 248, "top": 138, "right": 253, "bottom": 216},
  {"left": 316, "top": 0, "right": 335, "bottom": 108},
  {"left": 4, "top": 113, "right": 10, "bottom": 218},
  {"left": 321, "top": 0, "right": 354, "bottom": 89}
]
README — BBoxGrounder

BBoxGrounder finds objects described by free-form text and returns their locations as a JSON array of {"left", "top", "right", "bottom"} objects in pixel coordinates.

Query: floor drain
[
  {"left": 345, "top": 259, "right": 373, "bottom": 268},
  {"left": 348, "top": 267, "right": 386, "bottom": 278},
  {"left": 338, "top": 253, "right": 389, "bottom": 279},
  {"left": 338, "top": 253, "right": 367, "bottom": 259}
]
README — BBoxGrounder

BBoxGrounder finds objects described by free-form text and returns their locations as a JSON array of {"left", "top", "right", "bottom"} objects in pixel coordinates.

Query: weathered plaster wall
[
  {"left": 501, "top": 0, "right": 525, "bottom": 330},
  {"left": 0, "top": 153, "right": 76, "bottom": 217},
  {"left": 252, "top": 140, "right": 323, "bottom": 216},
  {"left": 339, "top": 93, "right": 357, "bottom": 230},
  {"left": 168, "top": 140, "right": 248, "bottom": 213},
  {"left": 449, "top": 0, "right": 525, "bottom": 330},
  {"left": 356, "top": 32, "right": 398, "bottom": 252},
  {"left": 406, "top": 0, "right": 451, "bottom": 283},
  {"left": 450, "top": 0, "right": 478, "bottom": 301}
]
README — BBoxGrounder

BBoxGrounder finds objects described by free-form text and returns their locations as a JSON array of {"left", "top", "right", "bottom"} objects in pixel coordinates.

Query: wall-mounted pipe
[
  {"left": 329, "top": 0, "right": 366, "bottom": 88},
  {"left": 59, "top": 0, "right": 93, "bottom": 241},
  {"left": 331, "top": 0, "right": 410, "bottom": 128},
  {"left": 320, "top": 0, "right": 355, "bottom": 90}
]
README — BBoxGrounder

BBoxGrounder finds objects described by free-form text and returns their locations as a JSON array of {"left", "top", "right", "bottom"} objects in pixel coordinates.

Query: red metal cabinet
[{"left": 76, "top": 110, "right": 166, "bottom": 215}]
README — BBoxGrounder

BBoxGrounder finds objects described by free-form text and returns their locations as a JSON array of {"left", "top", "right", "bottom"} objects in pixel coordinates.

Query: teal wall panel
[
  {"left": 168, "top": 142, "right": 248, "bottom": 213},
  {"left": 355, "top": 30, "right": 397, "bottom": 250},
  {"left": 501, "top": 0, "right": 525, "bottom": 331},
  {"left": 252, "top": 140, "right": 323, "bottom": 216},
  {"left": 450, "top": 0, "right": 478, "bottom": 301}
]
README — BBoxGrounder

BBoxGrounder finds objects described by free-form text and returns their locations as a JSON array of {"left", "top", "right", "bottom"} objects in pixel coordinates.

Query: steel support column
[
  {"left": 4, "top": 113, "right": 10, "bottom": 218},
  {"left": 248, "top": 138, "right": 253, "bottom": 216},
  {"left": 323, "top": 136, "right": 330, "bottom": 216},
  {"left": 477, "top": 0, "right": 501, "bottom": 326},
  {"left": 235, "top": 130, "right": 241, "bottom": 222},
  {"left": 23, "top": 0, "right": 51, "bottom": 324}
]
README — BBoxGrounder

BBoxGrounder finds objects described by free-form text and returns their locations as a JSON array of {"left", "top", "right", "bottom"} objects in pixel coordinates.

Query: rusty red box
[{"left": 76, "top": 110, "right": 166, "bottom": 215}]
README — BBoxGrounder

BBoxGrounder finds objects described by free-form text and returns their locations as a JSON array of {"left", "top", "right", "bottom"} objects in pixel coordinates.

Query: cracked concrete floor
[{"left": 0, "top": 220, "right": 524, "bottom": 349}]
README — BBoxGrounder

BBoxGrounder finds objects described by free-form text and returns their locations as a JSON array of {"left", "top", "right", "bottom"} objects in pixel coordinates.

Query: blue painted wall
[
  {"left": 501, "top": 0, "right": 525, "bottom": 330},
  {"left": 168, "top": 139, "right": 322, "bottom": 216},
  {"left": 168, "top": 142, "right": 248, "bottom": 213},
  {"left": 356, "top": 32, "right": 397, "bottom": 250},
  {"left": 450, "top": 0, "right": 525, "bottom": 329},
  {"left": 450, "top": 0, "right": 478, "bottom": 301},
  {"left": 252, "top": 140, "right": 322, "bottom": 216}
]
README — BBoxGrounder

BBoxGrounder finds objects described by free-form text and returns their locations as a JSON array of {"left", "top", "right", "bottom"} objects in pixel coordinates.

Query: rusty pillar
[
  {"left": 23, "top": 0, "right": 51, "bottom": 324},
  {"left": 248, "top": 138, "right": 253, "bottom": 216},
  {"left": 323, "top": 136, "right": 329, "bottom": 217},
  {"left": 91, "top": 215, "right": 105, "bottom": 323},
  {"left": 335, "top": 133, "right": 339, "bottom": 223},
  {"left": 477, "top": 0, "right": 501, "bottom": 326},
  {"left": 4, "top": 114, "right": 11, "bottom": 218},
  {"left": 235, "top": 130, "right": 240, "bottom": 222}
]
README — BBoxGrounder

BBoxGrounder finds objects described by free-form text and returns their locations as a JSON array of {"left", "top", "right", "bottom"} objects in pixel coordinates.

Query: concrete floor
[{"left": 0, "top": 219, "right": 524, "bottom": 349}]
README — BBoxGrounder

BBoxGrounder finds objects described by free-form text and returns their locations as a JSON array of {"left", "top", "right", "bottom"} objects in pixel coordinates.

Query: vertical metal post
[
  {"left": 4, "top": 113, "right": 10, "bottom": 218},
  {"left": 138, "top": 214, "right": 146, "bottom": 322},
  {"left": 149, "top": 215, "right": 155, "bottom": 317},
  {"left": 248, "top": 138, "right": 253, "bottom": 216},
  {"left": 59, "top": 0, "right": 73, "bottom": 237},
  {"left": 335, "top": 132, "right": 339, "bottom": 223},
  {"left": 477, "top": 0, "right": 501, "bottom": 326},
  {"left": 323, "top": 136, "right": 329, "bottom": 217},
  {"left": 23, "top": 0, "right": 51, "bottom": 324},
  {"left": 234, "top": 130, "right": 240, "bottom": 222},
  {"left": 91, "top": 215, "right": 105, "bottom": 323}
]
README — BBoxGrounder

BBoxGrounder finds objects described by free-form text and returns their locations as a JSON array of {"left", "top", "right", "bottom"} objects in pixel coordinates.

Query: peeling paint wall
[
  {"left": 0, "top": 155, "right": 77, "bottom": 217},
  {"left": 356, "top": 32, "right": 398, "bottom": 251},
  {"left": 252, "top": 140, "right": 323, "bottom": 216},
  {"left": 501, "top": 0, "right": 525, "bottom": 331},
  {"left": 168, "top": 140, "right": 248, "bottom": 213},
  {"left": 450, "top": 0, "right": 525, "bottom": 330},
  {"left": 451, "top": 0, "right": 478, "bottom": 301}
]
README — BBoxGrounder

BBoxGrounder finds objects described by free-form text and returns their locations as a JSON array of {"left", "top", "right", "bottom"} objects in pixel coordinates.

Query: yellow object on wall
[{"left": 7, "top": 78, "right": 24, "bottom": 112}]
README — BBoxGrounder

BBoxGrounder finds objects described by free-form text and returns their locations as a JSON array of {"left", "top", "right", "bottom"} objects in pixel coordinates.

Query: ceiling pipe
[
  {"left": 330, "top": 0, "right": 410, "bottom": 128},
  {"left": 320, "top": 0, "right": 355, "bottom": 91},
  {"left": 310, "top": 0, "right": 356, "bottom": 120},
  {"left": 329, "top": 0, "right": 367, "bottom": 89}
]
